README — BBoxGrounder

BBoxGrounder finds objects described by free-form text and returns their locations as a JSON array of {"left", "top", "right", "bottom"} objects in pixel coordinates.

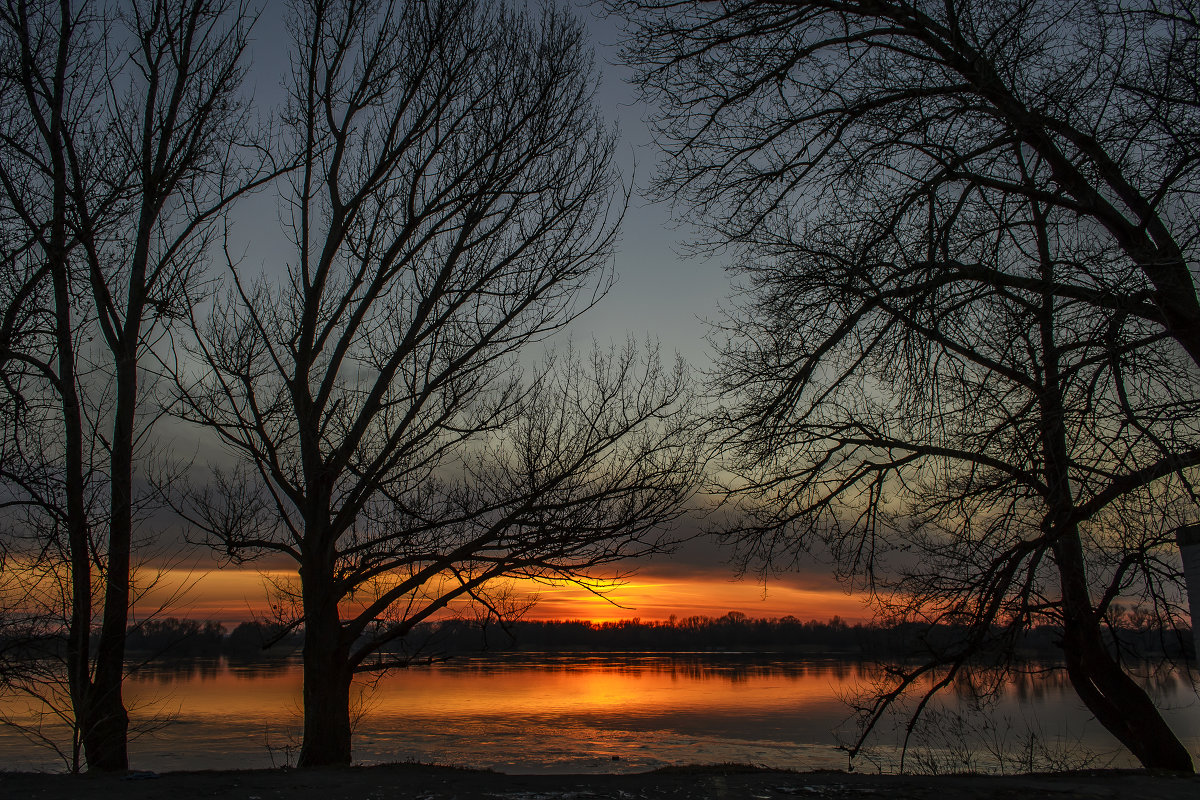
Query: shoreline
[{"left": 3, "top": 763, "right": 1199, "bottom": 800}]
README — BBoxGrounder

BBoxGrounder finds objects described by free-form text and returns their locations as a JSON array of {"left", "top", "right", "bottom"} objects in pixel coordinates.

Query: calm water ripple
[{"left": 1, "top": 654, "right": 1197, "bottom": 773}]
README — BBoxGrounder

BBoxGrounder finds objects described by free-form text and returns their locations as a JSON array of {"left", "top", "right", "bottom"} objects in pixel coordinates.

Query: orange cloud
[
  {"left": 133, "top": 567, "right": 871, "bottom": 626},
  {"left": 131, "top": 567, "right": 296, "bottom": 624},
  {"left": 521, "top": 575, "right": 869, "bottom": 622}
]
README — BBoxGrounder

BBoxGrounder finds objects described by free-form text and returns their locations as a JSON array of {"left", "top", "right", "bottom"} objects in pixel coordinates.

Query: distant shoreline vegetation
[{"left": 5, "top": 611, "right": 1182, "bottom": 664}]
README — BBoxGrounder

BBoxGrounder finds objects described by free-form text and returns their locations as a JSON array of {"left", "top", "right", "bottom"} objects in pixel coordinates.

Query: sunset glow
[
  {"left": 132, "top": 568, "right": 871, "bottom": 627},
  {"left": 521, "top": 575, "right": 869, "bottom": 624}
]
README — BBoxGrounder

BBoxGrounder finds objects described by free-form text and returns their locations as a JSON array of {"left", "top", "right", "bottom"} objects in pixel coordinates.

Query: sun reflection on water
[{"left": 2, "top": 655, "right": 1197, "bottom": 774}]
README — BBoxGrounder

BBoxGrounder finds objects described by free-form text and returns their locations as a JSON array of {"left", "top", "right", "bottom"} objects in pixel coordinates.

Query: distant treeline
[
  {"left": 124, "top": 618, "right": 303, "bottom": 659},
  {"left": 389, "top": 612, "right": 1192, "bottom": 661},
  {"left": 88, "top": 610, "right": 1192, "bottom": 662}
]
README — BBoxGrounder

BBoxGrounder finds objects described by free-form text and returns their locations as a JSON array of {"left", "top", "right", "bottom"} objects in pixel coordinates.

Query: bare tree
[
  {"left": 0, "top": 0, "right": 269, "bottom": 770},
  {"left": 717, "top": 178, "right": 1200, "bottom": 771},
  {"left": 170, "top": 0, "right": 703, "bottom": 767},
  {"left": 0, "top": 0, "right": 99, "bottom": 771},
  {"left": 614, "top": 0, "right": 1200, "bottom": 773}
]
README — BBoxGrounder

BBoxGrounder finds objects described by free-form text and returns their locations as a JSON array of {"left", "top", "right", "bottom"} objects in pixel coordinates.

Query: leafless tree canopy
[
  {"left": 170, "top": 0, "right": 703, "bottom": 767},
  {"left": 620, "top": 0, "right": 1200, "bottom": 360},
  {"left": 614, "top": 0, "right": 1200, "bottom": 773}
]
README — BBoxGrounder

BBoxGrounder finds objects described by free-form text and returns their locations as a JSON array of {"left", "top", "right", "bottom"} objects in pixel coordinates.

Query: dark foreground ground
[{"left": 4, "top": 763, "right": 1200, "bottom": 800}]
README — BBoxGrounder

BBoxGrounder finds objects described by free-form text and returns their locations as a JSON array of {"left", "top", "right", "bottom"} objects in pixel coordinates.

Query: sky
[{"left": 137, "top": 1, "right": 871, "bottom": 627}]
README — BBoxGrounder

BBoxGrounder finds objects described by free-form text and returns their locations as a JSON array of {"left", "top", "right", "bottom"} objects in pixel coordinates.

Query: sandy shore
[{"left": 3, "top": 763, "right": 1199, "bottom": 800}]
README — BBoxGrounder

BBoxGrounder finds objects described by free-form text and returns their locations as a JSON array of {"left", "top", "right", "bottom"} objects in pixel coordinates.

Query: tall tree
[
  {"left": 614, "top": 0, "right": 1200, "bottom": 772},
  {"left": 714, "top": 175, "right": 1199, "bottom": 771},
  {"left": 172, "top": 0, "right": 702, "bottom": 767},
  {"left": 0, "top": 0, "right": 268, "bottom": 770},
  {"left": 0, "top": 0, "right": 97, "bottom": 769}
]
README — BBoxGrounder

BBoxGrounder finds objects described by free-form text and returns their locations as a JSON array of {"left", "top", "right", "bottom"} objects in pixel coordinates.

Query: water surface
[{"left": 2, "top": 653, "right": 1197, "bottom": 773}]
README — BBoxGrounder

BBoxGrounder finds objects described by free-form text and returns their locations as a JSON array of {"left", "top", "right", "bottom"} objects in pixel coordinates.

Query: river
[{"left": 1, "top": 653, "right": 1197, "bottom": 773}]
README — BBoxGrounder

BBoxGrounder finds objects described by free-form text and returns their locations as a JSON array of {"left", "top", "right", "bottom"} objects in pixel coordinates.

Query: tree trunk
[
  {"left": 82, "top": 355, "right": 136, "bottom": 772},
  {"left": 82, "top": 686, "right": 129, "bottom": 772},
  {"left": 298, "top": 573, "right": 353, "bottom": 767},
  {"left": 1054, "top": 534, "right": 1194, "bottom": 772},
  {"left": 57, "top": 263, "right": 92, "bottom": 774},
  {"left": 1032, "top": 216, "right": 1193, "bottom": 773},
  {"left": 42, "top": 7, "right": 91, "bottom": 771}
]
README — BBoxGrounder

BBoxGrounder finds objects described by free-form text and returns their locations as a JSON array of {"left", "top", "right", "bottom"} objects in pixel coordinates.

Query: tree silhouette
[
  {"left": 0, "top": 0, "right": 270, "bottom": 769},
  {"left": 615, "top": 0, "right": 1200, "bottom": 772},
  {"left": 171, "top": 0, "right": 703, "bottom": 767}
]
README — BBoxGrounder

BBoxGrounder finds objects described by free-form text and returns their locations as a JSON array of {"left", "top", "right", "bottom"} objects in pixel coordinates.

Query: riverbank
[{"left": 3, "top": 763, "right": 1199, "bottom": 800}]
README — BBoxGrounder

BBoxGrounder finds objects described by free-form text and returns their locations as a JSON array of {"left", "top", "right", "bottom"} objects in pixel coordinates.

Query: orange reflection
[
  {"left": 118, "top": 658, "right": 867, "bottom": 723},
  {"left": 126, "top": 660, "right": 303, "bottom": 721},
  {"left": 364, "top": 658, "right": 864, "bottom": 720}
]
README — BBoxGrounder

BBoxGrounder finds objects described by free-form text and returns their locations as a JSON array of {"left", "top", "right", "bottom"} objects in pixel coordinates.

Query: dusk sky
[
  {"left": 138, "top": 1, "right": 869, "bottom": 627},
  {"left": 7, "top": 0, "right": 1198, "bottom": 780}
]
